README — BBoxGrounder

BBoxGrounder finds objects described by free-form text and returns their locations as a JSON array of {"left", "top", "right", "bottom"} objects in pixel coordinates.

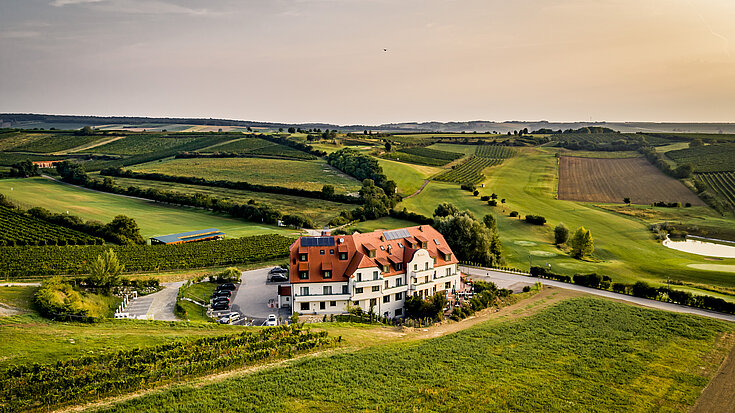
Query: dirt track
[
  {"left": 557, "top": 156, "right": 704, "bottom": 205},
  {"left": 692, "top": 332, "right": 735, "bottom": 413}
]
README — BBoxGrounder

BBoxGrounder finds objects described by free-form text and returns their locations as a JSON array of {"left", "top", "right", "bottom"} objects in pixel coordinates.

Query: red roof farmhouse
[{"left": 280, "top": 225, "right": 460, "bottom": 318}]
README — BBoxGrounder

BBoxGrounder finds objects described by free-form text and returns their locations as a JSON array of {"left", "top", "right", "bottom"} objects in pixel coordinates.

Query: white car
[
  {"left": 264, "top": 314, "right": 278, "bottom": 326},
  {"left": 217, "top": 312, "right": 241, "bottom": 325}
]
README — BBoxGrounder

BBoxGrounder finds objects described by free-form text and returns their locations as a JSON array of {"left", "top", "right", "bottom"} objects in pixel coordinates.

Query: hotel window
[
  {"left": 395, "top": 278, "right": 402, "bottom": 287},
  {"left": 395, "top": 263, "right": 403, "bottom": 271},
  {"left": 300, "top": 302, "right": 309, "bottom": 311},
  {"left": 299, "top": 253, "right": 308, "bottom": 261},
  {"left": 342, "top": 285, "right": 348, "bottom": 294},
  {"left": 300, "top": 286, "right": 309, "bottom": 296},
  {"left": 383, "top": 295, "right": 390, "bottom": 303},
  {"left": 356, "top": 287, "right": 363, "bottom": 294},
  {"left": 372, "top": 286, "right": 380, "bottom": 292},
  {"left": 414, "top": 264, "right": 418, "bottom": 271},
  {"left": 339, "top": 252, "right": 348, "bottom": 260},
  {"left": 373, "top": 271, "right": 379, "bottom": 280},
  {"left": 445, "top": 282, "right": 451, "bottom": 289},
  {"left": 323, "top": 270, "right": 332, "bottom": 279},
  {"left": 421, "top": 241, "right": 427, "bottom": 248},
  {"left": 299, "top": 271, "right": 308, "bottom": 280},
  {"left": 395, "top": 308, "right": 403, "bottom": 316},
  {"left": 396, "top": 292, "right": 403, "bottom": 300},
  {"left": 330, "top": 249, "right": 334, "bottom": 255},
  {"left": 424, "top": 262, "right": 429, "bottom": 270},
  {"left": 446, "top": 267, "right": 452, "bottom": 277},
  {"left": 323, "top": 286, "right": 332, "bottom": 295},
  {"left": 385, "top": 280, "right": 389, "bottom": 289},
  {"left": 320, "top": 302, "right": 326, "bottom": 310},
  {"left": 382, "top": 265, "right": 390, "bottom": 273},
  {"left": 357, "top": 273, "right": 362, "bottom": 282},
  {"left": 320, "top": 250, "right": 325, "bottom": 255},
  {"left": 330, "top": 301, "right": 337, "bottom": 307},
  {"left": 368, "top": 250, "right": 376, "bottom": 258}
]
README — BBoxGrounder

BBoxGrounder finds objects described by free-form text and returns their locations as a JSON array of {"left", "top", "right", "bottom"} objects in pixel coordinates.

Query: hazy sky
[{"left": 1, "top": 0, "right": 734, "bottom": 124}]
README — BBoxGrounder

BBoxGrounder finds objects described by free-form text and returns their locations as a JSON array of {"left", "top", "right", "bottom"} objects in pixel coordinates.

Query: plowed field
[{"left": 558, "top": 156, "right": 704, "bottom": 205}]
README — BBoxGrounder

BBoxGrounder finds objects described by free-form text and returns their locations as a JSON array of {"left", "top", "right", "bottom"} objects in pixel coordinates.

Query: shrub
[
  {"left": 522, "top": 286, "right": 531, "bottom": 293},
  {"left": 554, "top": 223, "right": 569, "bottom": 244},
  {"left": 632, "top": 281, "right": 658, "bottom": 299},
  {"left": 509, "top": 211, "right": 519, "bottom": 217},
  {"left": 611, "top": 283, "right": 628, "bottom": 294},
  {"left": 525, "top": 215, "right": 546, "bottom": 225},
  {"left": 488, "top": 200, "right": 497, "bottom": 206},
  {"left": 480, "top": 196, "right": 490, "bottom": 201}
]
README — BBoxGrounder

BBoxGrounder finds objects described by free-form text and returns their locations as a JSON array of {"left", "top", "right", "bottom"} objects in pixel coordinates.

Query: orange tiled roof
[{"left": 289, "top": 225, "right": 458, "bottom": 283}]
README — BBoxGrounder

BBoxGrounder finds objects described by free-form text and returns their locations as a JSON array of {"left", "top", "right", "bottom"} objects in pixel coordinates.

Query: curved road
[{"left": 460, "top": 266, "right": 735, "bottom": 322}]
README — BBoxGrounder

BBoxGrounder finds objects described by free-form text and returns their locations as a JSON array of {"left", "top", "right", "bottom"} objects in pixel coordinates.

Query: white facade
[{"left": 289, "top": 248, "right": 460, "bottom": 318}]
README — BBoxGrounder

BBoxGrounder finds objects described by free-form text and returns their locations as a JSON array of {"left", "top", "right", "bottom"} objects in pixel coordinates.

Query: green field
[
  {"left": 377, "top": 158, "right": 442, "bottom": 195},
  {"left": 344, "top": 216, "right": 419, "bottom": 233},
  {"left": 10, "top": 133, "right": 103, "bottom": 153},
  {"left": 426, "top": 142, "right": 477, "bottom": 155},
  {"left": 204, "top": 137, "right": 315, "bottom": 159},
  {"left": 86, "top": 135, "right": 200, "bottom": 155},
  {"left": 95, "top": 298, "right": 733, "bottom": 412},
  {"left": 0, "top": 314, "right": 245, "bottom": 368},
  {"left": 132, "top": 157, "right": 363, "bottom": 194},
  {"left": 666, "top": 144, "right": 735, "bottom": 173},
  {"left": 0, "top": 178, "right": 295, "bottom": 239},
  {"left": 400, "top": 148, "right": 735, "bottom": 289},
  {"left": 107, "top": 176, "right": 352, "bottom": 226}
]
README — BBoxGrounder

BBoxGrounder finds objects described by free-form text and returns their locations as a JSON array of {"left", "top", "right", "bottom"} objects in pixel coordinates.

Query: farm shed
[{"left": 150, "top": 228, "right": 225, "bottom": 245}]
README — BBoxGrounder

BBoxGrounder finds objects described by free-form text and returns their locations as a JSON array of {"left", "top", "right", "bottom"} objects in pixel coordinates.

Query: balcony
[{"left": 294, "top": 292, "right": 351, "bottom": 301}]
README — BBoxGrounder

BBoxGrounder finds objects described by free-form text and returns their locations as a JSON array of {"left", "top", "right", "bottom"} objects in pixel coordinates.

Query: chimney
[{"left": 418, "top": 226, "right": 423, "bottom": 231}]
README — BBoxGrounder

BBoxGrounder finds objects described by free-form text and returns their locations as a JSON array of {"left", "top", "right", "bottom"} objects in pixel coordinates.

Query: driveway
[
  {"left": 460, "top": 266, "right": 735, "bottom": 322},
  {"left": 230, "top": 268, "right": 290, "bottom": 325},
  {"left": 124, "top": 281, "right": 184, "bottom": 321}
]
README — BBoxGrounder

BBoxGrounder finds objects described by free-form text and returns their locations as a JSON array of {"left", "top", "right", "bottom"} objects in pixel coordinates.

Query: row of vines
[
  {"left": 0, "top": 206, "right": 102, "bottom": 246},
  {"left": 0, "top": 325, "right": 336, "bottom": 412},
  {"left": 696, "top": 172, "right": 735, "bottom": 208},
  {"left": 0, "top": 234, "right": 293, "bottom": 278},
  {"left": 433, "top": 156, "right": 502, "bottom": 184}
]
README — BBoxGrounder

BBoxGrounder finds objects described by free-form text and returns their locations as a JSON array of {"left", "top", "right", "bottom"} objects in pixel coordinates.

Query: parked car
[
  {"left": 268, "top": 266, "right": 288, "bottom": 275},
  {"left": 217, "top": 283, "right": 237, "bottom": 291},
  {"left": 213, "top": 290, "right": 231, "bottom": 298},
  {"left": 269, "top": 273, "right": 289, "bottom": 283},
  {"left": 212, "top": 302, "right": 229, "bottom": 311},
  {"left": 264, "top": 314, "right": 278, "bottom": 326},
  {"left": 212, "top": 296, "right": 230, "bottom": 304},
  {"left": 217, "top": 312, "right": 241, "bottom": 324}
]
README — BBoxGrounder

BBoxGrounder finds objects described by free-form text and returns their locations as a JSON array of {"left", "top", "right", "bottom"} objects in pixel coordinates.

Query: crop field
[
  {"left": 0, "top": 234, "right": 293, "bottom": 278},
  {"left": 109, "top": 176, "right": 352, "bottom": 226},
  {"left": 377, "top": 158, "right": 441, "bottom": 196},
  {"left": 665, "top": 144, "right": 735, "bottom": 173},
  {"left": 402, "top": 146, "right": 463, "bottom": 162},
  {"left": 0, "top": 206, "right": 100, "bottom": 246},
  {"left": 642, "top": 132, "right": 735, "bottom": 143},
  {"left": 475, "top": 145, "right": 516, "bottom": 158},
  {"left": 400, "top": 150, "right": 735, "bottom": 289},
  {"left": 558, "top": 156, "right": 704, "bottom": 205},
  {"left": 9, "top": 133, "right": 103, "bottom": 153},
  {"left": 382, "top": 151, "right": 448, "bottom": 166},
  {"left": 205, "top": 137, "right": 316, "bottom": 159},
  {"left": 93, "top": 298, "right": 733, "bottom": 412},
  {"left": 0, "top": 131, "right": 52, "bottom": 151},
  {"left": 433, "top": 156, "right": 502, "bottom": 184},
  {"left": 86, "top": 135, "right": 200, "bottom": 155},
  {"left": 426, "top": 142, "right": 477, "bottom": 155},
  {"left": 0, "top": 178, "right": 294, "bottom": 239},
  {"left": 696, "top": 172, "right": 735, "bottom": 207},
  {"left": 131, "top": 158, "right": 362, "bottom": 194},
  {"left": 0, "top": 152, "right": 66, "bottom": 166}
]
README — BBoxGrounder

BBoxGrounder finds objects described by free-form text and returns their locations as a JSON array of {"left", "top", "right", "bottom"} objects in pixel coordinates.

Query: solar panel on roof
[
  {"left": 300, "top": 236, "right": 335, "bottom": 247},
  {"left": 383, "top": 229, "right": 410, "bottom": 241}
]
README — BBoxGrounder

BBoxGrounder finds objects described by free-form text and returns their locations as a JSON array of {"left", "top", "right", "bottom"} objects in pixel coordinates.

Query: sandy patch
[{"left": 687, "top": 264, "right": 735, "bottom": 273}]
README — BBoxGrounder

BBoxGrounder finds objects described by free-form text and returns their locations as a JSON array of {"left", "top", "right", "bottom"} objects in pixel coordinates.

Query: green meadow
[
  {"left": 95, "top": 298, "right": 733, "bottom": 413},
  {"left": 396, "top": 148, "right": 735, "bottom": 289},
  {"left": 0, "top": 177, "right": 295, "bottom": 239}
]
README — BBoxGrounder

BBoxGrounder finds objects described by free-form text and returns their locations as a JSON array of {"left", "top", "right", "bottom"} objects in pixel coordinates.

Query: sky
[{"left": 0, "top": 0, "right": 734, "bottom": 125}]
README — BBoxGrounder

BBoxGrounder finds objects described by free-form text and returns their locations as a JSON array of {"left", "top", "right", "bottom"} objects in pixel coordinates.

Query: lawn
[
  {"left": 96, "top": 298, "right": 734, "bottom": 412},
  {"left": 0, "top": 314, "right": 245, "bottom": 368},
  {"left": 107, "top": 176, "right": 353, "bottom": 226},
  {"left": 426, "top": 142, "right": 477, "bottom": 155},
  {"left": 399, "top": 148, "right": 735, "bottom": 289},
  {"left": 344, "top": 216, "right": 419, "bottom": 233},
  {"left": 0, "top": 177, "right": 295, "bottom": 239},
  {"left": 131, "top": 158, "right": 362, "bottom": 194},
  {"left": 377, "top": 158, "right": 442, "bottom": 196},
  {"left": 0, "top": 285, "right": 38, "bottom": 312}
]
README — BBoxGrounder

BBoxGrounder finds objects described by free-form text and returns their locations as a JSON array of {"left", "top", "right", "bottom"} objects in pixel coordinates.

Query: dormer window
[
  {"left": 444, "top": 252, "right": 452, "bottom": 261},
  {"left": 395, "top": 263, "right": 403, "bottom": 271},
  {"left": 382, "top": 265, "right": 390, "bottom": 273},
  {"left": 299, "top": 253, "right": 308, "bottom": 261},
  {"left": 421, "top": 242, "right": 428, "bottom": 248},
  {"left": 299, "top": 271, "right": 308, "bottom": 279},
  {"left": 323, "top": 270, "right": 332, "bottom": 279},
  {"left": 339, "top": 252, "right": 348, "bottom": 260}
]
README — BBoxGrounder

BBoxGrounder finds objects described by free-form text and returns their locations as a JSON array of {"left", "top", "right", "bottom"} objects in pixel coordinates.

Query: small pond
[{"left": 663, "top": 236, "right": 735, "bottom": 259}]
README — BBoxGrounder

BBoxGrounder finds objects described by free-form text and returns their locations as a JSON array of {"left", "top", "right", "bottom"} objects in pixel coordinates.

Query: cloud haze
[{"left": 0, "top": 0, "right": 733, "bottom": 124}]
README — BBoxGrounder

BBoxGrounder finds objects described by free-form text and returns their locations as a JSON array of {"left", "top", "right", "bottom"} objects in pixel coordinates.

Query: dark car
[
  {"left": 268, "top": 267, "right": 288, "bottom": 275},
  {"left": 213, "top": 290, "right": 231, "bottom": 298},
  {"left": 213, "top": 296, "right": 230, "bottom": 304},
  {"left": 217, "top": 283, "right": 237, "bottom": 291},
  {"left": 269, "top": 273, "right": 289, "bottom": 283},
  {"left": 212, "top": 302, "right": 229, "bottom": 311}
]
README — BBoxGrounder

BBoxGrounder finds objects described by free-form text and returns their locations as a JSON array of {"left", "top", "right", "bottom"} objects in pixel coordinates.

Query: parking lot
[{"left": 227, "top": 267, "right": 291, "bottom": 326}]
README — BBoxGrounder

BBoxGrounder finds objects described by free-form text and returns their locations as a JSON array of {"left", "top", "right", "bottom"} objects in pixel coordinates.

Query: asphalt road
[
  {"left": 124, "top": 281, "right": 184, "bottom": 321},
  {"left": 230, "top": 268, "right": 290, "bottom": 325},
  {"left": 460, "top": 265, "right": 735, "bottom": 323}
]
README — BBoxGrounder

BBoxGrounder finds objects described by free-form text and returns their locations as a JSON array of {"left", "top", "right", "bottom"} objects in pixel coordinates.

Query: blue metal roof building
[{"left": 150, "top": 228, "right": 225, "bottom": 245}]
